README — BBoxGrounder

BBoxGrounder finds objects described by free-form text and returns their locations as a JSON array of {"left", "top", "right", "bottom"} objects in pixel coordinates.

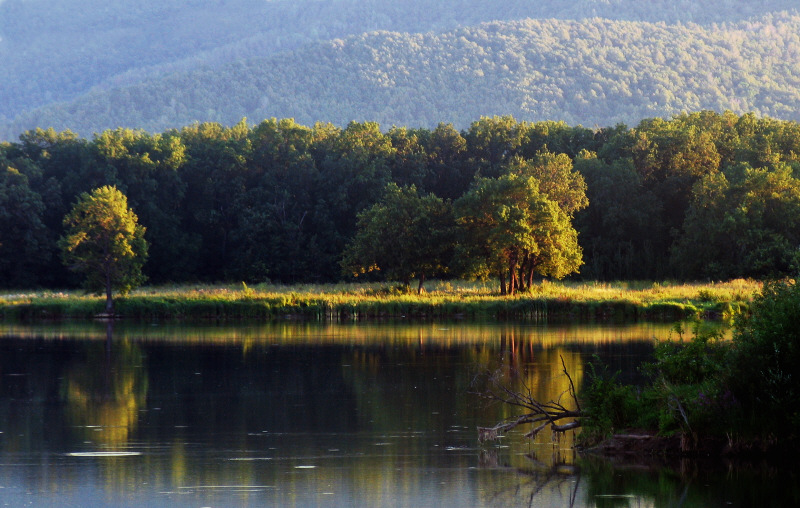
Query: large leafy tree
[
  {"left": 59, "top": 186, "right": 148, "bottom": 314},
  {"left": 505, "top": 151, "right": 589, "bottom": 216},
  {"left": 0, "top": 163, "right": 51, "bottom": 287},
  {"left": 341, "top": 183, "right": 455, "bottom": 293},
  {"left": 455, "top": 173, "right": 582, "bottom": 294},
  {"left": 231, "top": 118, "right": 318, "bottom": 282},
  {"left": 672, "top": 162, "right": 800, "bottom": 279},
  {"left": 89, "top": 128, "right": 188, "bottom": 282}
]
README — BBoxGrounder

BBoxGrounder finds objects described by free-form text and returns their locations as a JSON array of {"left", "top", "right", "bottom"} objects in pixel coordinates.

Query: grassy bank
[{"left": 0, "top": 279, "right": 758, "bottom": 321}]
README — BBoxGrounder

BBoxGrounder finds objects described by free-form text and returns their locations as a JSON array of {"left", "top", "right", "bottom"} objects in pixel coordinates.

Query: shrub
[
  {"left": 580, "top": 359, "right": 655, "bottom": 443},
  {"left": 728, "top": 278, "right": 800, "bottom": 433}
]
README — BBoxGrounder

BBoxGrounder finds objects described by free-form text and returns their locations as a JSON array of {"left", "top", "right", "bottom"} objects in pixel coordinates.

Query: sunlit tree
[
  {"left": 59, "top": 186, "right": 148, "bottom": 314},
  {"left": 455, "top": 173, "right": 583, "bottom": 294},
  {"left": 341, "top": 183, "right": 454, "bottom": 293}
]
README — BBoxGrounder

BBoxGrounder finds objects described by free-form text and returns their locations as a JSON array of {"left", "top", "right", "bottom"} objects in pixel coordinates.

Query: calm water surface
[{"left": 0, "top": 321, "right": 795, "bottom": 507}]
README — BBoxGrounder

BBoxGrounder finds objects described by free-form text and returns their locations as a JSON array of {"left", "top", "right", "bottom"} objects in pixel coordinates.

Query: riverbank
[
  {"left": 583, "top": 430, "right": 797, "bottom": 462},
  {"left": 0, "top": 279, "right": 757, "bottom": 321}
]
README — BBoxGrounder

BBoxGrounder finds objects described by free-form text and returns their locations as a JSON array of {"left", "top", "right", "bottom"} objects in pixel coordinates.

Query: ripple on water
[{"left": 66, "top": 452, "right": 142, "bottom": 457}]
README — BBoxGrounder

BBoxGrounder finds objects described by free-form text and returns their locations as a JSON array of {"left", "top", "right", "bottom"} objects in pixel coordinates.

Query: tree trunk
[
  {"left": 508, "top": 257, "right": 518, "bottom": 295},
  {"left": 527, "top": 256, "right": 537, "bottom": 291},
  {"left": 417, "top": 273, "right": 426, "bottom": 294},
  {"left": 499, "top": 270, "right": 507, "bottom": 295},
  {"left": 519, "top": 253, "right": 532, "bottom": 293}
]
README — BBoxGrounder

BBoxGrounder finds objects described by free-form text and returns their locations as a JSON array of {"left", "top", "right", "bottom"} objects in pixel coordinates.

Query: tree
[
  {"left": 454, "top": 173, "right": 583, "bottom": 295},
  {"left": 310, "top": 121, "right": 395, "bottom": 278},
  {"left": 231, "top": 118, "right": 318, "bottom": 282},
  {"left": 0, "top": 163, "right": 50, "bottom": 287},
  {"left": 670, "top": 161, "right": 800, "bottom": 279},
  {"left": 505, "top": 151, "right": 589, "bottom": 216},
  {"left": 421, "top": 123, "right": 470, "bottom": 199},
  {"left": 574, "top": 153, "right": 664, "bottom": 280},
  {"left": 464, "top": 115, "right": 528, "bottom": 178},
  {"left": 59, "top": 186, "right": 148, "bottom": 314},
  {"left": 178, "top": 121, "right": 251, "bottom": 281},
  {"left": 341, "top": 183, "right": 454, "bottom": 293},
  {"left": 89, "top": 128, "right": 188, "bottom": 283},
  {"left": 729, "top": 278, "right": 800, "bottom": 433}
]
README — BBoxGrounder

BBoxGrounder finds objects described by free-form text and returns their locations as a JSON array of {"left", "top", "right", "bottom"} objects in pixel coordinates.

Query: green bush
[
  {"left": 729, "top": 278, "right": 800, "bottom": 433},
  {"left": 644, "top": 322, "right": 726, "bottom": 385},
  {"left": 637, "top": 323, "right": 741, "bottom": 436},
  {"left": 580, "top": 359, "right": 657, "bottom": 443}
]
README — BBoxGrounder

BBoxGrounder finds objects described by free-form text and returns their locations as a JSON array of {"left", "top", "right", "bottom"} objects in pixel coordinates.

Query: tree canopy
[
  {"left": 59, "top": 186, "right": 148, "bottom": 313},
  {"left": 455, "top": 173, "right": 583, "bottom": 294},
  {"left": 341, "top": 183, "right": 455, "bottom": 293},
  {"left": 1, "top": 111, "right": 800, "bottom": 291}
]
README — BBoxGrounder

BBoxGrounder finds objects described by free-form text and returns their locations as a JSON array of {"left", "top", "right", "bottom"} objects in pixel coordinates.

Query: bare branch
[
  {"left": 476, "top": 357, "right": 583, "bottom": 442},
  {"left": 561, "top": 355, "right": 581, "bottom": 412}
]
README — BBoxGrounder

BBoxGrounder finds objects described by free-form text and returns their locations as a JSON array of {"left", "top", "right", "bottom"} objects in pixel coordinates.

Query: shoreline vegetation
[
  {"left": 0, "top": 279, "right": 757, "bottom": 322},
  {"left": 478, "top": 277, "right": 800, "bottom": 460}
]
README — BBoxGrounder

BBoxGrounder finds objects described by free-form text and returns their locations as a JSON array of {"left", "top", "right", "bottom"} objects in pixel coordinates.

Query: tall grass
[{"left": 0, "top": 279, "right": 759, "bottom": 321}]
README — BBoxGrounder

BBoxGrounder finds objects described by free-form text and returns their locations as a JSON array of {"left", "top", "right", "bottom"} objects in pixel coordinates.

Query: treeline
[
  {"left": 5, "top": 8, "right": 800, "bottom": 138},
  {"left": 2, "top": 110, "right": 800, "bottom": 289}
]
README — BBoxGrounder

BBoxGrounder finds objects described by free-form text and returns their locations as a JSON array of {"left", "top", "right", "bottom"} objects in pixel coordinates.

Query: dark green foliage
[
  {"left": 3, "top": 112, "right": 800, "bottom": 288},
  {"left": 341, "top": 183, "right": 455, "bottom": 292},
  {"left": 579, "top": 359, "right": 659, "bottom": 444},
  {"left": 729, "top": 279, "right": 800, "bottom": 432},
  {"left": 672, "top": 163, "right": 800, "bottom": 279},
  {"left": 581, "top": 328, "right": 734, "bottom": 441},
  {"left": 0, "top": 161, "right": 51, "bottom": 287},
  {"left": 575, "top": 154, "right": 664, "bottom": 279},
  {"left": 642, "top": 325, "right": 736, "bottom": 435},
  {"left": 231, "top": 119, "right": 318, "bottom": 283},
  {"left": 582, "top": 280, "right": 800, "bottom": 446},
  {"left": 644, "top": 323, "right": 727, "bottom": 386}
]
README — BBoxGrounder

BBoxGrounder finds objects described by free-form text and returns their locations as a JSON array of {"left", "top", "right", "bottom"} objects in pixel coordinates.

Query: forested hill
[{"left": 0, "top": 0, "right": 798, "bottom": 138}]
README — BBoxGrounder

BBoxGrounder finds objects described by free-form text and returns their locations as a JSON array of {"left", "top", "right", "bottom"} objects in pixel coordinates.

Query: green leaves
[
  {"left": 455, "top": 172, "right": 583, "bottom": 293},
  {"left": 0, "top": 162, "right": 51, "bottom": 286},
  {"left": 59, "top": 186, "right": 148, "bottom": 305},
  {"left": 341, "top": 183, "right": 454, "bottom": 291}
]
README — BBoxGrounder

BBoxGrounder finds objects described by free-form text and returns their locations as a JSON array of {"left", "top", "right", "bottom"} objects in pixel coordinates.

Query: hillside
[
  {"left": 4, "top": 13, "right": 800, "bottom": 137},
  {"left": 0, "top": 0, "right": 798, "bottom": 138}
]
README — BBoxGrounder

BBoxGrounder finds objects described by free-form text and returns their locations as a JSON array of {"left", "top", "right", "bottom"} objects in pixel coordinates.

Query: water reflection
[
  {"left": 0, "top": 320, "right": 790, "bottom": 506},
  {"left": 64, "top": 330, "right": 148, "bottom": 447}
]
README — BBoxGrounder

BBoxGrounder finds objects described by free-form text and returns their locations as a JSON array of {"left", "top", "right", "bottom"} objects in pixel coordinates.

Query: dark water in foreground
[{"left": 0, "top": 321, "right": 795, "bottom": 507}]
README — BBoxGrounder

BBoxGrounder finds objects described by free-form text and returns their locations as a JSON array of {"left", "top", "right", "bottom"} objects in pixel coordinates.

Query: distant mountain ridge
[{"left": 1, "top": 1, "right": 799, "bottom": 138}]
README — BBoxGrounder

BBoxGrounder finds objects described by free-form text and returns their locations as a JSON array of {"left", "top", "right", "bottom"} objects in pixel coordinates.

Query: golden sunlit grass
[{"left": 0, "top": 279, "right": 760, "bottom": 321}]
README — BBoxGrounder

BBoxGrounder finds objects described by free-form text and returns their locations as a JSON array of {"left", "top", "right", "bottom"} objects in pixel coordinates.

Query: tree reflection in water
[
  {"left": 63, "top": 322, "right": 148, "bottom": 448},
  {"left": 477, "top": 448, "right": 582, "bottom": 507},
  {"left": 2, "top": 321, "right": 787, "bottom": 506}
]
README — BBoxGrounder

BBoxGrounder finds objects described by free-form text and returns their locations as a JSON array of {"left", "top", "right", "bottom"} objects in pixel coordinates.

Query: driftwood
[{"left": 477, "top": 355, "right": 583, "bottom": 442}]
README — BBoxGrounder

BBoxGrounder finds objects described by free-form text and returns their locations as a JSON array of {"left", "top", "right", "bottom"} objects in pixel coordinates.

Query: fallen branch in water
[{"left": 476, "top": 355, "right": 583, "bottom": 442}]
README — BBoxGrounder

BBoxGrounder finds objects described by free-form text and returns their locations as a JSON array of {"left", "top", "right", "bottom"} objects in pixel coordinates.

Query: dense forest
[
  {"left": 1, "top": 1, "right": 799, "bottom": 138},
  {"left": 2, "top": 111, "right": 799, "bottom": 289}
]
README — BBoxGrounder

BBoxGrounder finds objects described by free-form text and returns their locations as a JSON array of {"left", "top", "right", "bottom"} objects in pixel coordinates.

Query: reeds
[{"left": 0, "top": 279, "right": 759, "bottom": 321}]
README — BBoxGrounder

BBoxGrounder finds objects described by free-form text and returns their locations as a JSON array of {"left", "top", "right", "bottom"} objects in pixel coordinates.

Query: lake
[{"left": 0, "top": 320, "right": 795, "bottom": 507}]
